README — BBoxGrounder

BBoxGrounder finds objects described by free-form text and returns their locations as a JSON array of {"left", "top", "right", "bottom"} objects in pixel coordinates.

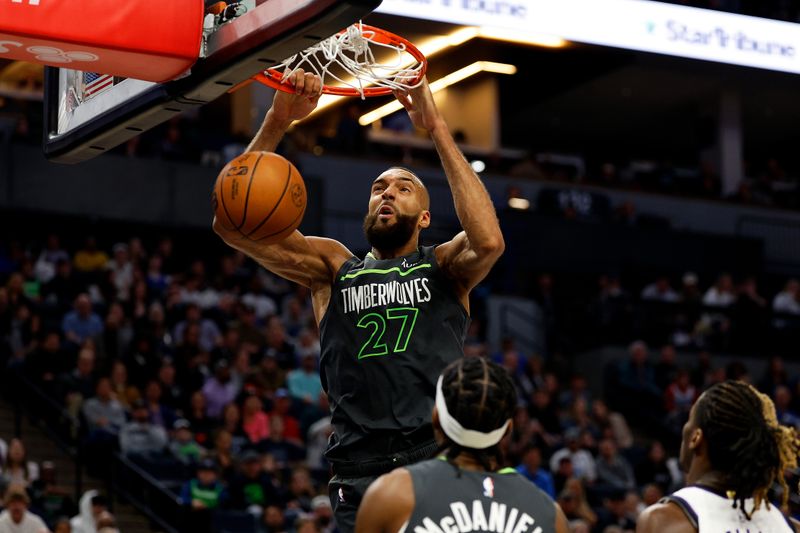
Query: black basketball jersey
[
  {"left": 319, "top": 246, "right": 468, "bottom": 461},
  {"left": 404, "top": 459, "right": 557, "bottom": 533}
]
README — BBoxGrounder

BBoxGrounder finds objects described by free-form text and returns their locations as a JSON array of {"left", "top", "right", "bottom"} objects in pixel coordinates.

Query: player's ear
[
  {"left": 418, "top": 210, "right": 431, "bottom": 229},
  {"left": 689, "top": 427, "right": 704, "bottom": 451}
]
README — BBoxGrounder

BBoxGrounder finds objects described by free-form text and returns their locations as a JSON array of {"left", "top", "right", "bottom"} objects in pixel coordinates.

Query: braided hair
[
  {"left": 694, "top": 380, "right": 800, "bottom": 518},
  {"left": 437, "top": 357, "right": 517, "bottom": 471}
]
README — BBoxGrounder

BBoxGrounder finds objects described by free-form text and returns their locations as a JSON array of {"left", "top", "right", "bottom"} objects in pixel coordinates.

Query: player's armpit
[
  {"left": 435, "top": 230, "right": 504, "bottom": 292},
  {"left": 213, "top": 219, "right": 352, "bottom": 288},
  {"left": 636, "top": 502, "right": 696, "bottom": 533},
  {"left": 355, "top": 468, "right": 414, "bottom": 533}
]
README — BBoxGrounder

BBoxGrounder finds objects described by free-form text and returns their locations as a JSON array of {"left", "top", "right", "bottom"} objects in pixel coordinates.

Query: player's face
[{"left": 363, "top": 170, "right": 429, "bottom": 250}]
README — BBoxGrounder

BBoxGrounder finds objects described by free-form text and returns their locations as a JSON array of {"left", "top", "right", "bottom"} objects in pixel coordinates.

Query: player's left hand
[
  {"left": 393, "top": 77, "right": 444, "bottom": 133},
  {"left": 270, "top": 69, "right": 323, "bottom": 124}
]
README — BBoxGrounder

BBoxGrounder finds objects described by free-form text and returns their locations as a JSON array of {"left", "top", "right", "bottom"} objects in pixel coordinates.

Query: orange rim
[{"left": 252, "top": 24, "right": 427, "bottom": 97}]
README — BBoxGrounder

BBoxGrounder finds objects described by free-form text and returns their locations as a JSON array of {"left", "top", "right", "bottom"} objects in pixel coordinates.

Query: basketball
[{"left": 213, "top": 151, "right": 306, "bottom": 244}]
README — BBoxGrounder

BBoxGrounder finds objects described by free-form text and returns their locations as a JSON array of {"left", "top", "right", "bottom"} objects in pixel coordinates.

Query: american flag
[{"left": 83, "top": 72, "right": 114, "bottom": 99}]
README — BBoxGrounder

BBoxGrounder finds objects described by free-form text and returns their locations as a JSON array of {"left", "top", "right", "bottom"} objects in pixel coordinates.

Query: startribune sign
[{"left": 376, "top": 0, "right": 800, "bottom": 74}]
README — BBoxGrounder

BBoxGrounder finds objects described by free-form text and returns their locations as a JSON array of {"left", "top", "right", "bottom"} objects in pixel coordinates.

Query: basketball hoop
[{"left": 252, "top": 23, "right": 427, "bottom": 98}]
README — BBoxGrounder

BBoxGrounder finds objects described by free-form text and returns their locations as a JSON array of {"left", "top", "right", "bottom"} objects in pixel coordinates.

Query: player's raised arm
[
  {"left": 212, "top": 70, "right": 352, "bottom": 298},
  {"left": 393, "top": 79, "right": 504, "bottom": 295}
]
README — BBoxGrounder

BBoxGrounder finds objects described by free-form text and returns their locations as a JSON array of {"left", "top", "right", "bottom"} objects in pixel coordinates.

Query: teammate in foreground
[
  {"left": 213, "top": 70, "right": 504, "bottom": 531},
  {"left": 355, "top": 357, "right": 569, "bottom": 533},
  {"left": 637, "top": 380, "right": 800, "bottom": 532}
]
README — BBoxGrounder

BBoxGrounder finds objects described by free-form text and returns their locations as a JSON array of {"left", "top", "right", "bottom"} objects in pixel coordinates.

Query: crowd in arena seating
[{"left": 1, "top": 231, "right": 800, "bottom": 532}]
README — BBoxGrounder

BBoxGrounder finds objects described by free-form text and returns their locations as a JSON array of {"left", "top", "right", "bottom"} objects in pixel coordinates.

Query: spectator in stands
[
  {"left": 72, "top": 236, "right": 106, "bottom": 272},
  {"left": 174, "top": 303, "right": 222, "bottom": 354},
  {"left": 143, "top": 255, "right": 169, "bottom": 299},
  {"left": 61, "top": 294, "right": 103, "bottom": 347},
  {"left": 703, "top": 273, "right": 735, "bottom": 307},
  {"left": 594, "top": 489, "right": 636, "bottom": 532},
  {"left": 287, "top": 354, "right": 322, "bottom": 407},
  {"left": 98, "top": 303, "right": 131, "bottom": 363},
  {"left": 262, "top": 505, "right": 287, "bottom": 533},
  {"left": 186, "top": 391, "right": 214, "bottom": 446},
  {"left": 590, "top": 399, "right": 633, "bottom": 449},
  {"left": 82, "top": 377, "right": 126, "bottom": 440},
  {"left": 641, "top": 483, "right": 664, "bottom": 507},
  {"left": 60, "top": 347, "right": 97, "bottom": 405},
  {"left": 773, "top": 385, "right": 800, "bottom": 428},
  {"left": 34, "top": 234, "right": 69, "bottom": 284},
  {"left": 170, "top": 419, "right": 205, "bottom": 465},
  {"left": 0, "top": 484, "right": 48, "bottom": 533},
  {"left": 560, "top": 478, "right": 597, "bottom": 529},
  {"left": 653, "top": 344, "right": 678, "bottom": 391},
  {"left": 107, "top": 243, "right": 134, "bottom": 302},
  {"left": 0, "top": 439, "right": 39, "bottom": 490},
  {"left": 640, "top": 276, "right": 679, "bottom": 302},
  {"left": 611, "top": 341, "right": 662, "bottom": 426},
  {"left": 143, "top": 380, "right": 175, "bottom": 429},
  {"left": 202, "top": 360, "right": 238, "bottom": 419},
  {"left": 24, "top": 330, "right": 65, "bottom": 389},
  {"left": 210, "top": 429, "right": 236, "bottom": 481},
  {"left": 180, "top": 459, "right": 227, "bottom": 533},
  {"left": 269, "top": 389, "right": 301, "bottom": 442},
  {"left": 760, "top": 356, "right": 789, "bottom": 396},
  {"left": 42, "top": 259, "right": 83, "bottom": 315},
  {"left": 515, "top": 444, "right": 555, "bottom": 498},
  {"left": 284, "top": 468, "right": 314, "bottom": 512},
  {"left": 120, "top": 400, "right": 168, "bottom": 459},
  {"left": 156, "top": 359, "right": 184, "bottom": 411},
  {"left": 549, "top": 427, "right": 597, "bottom": 483},
  {"left": 664, "top": 369, "right": 697, "bottom": 435},
  {"left": 228, "top": 450, "right": 280, "bottom": 514},
  {"left": 634, "top": 441, "right": 679, "bottom": 493},
  {"left": 109, "top": 360, "right": 139, "bottom": 412},
  {"left": 242, "top": 394, "right": 270, "bottom": 446},
  {"left": 678, "top": 272, "right": 702, "bottom": 306},
  {"left": 264, "top": 316, "right": 296, "bottom": 370},
  {"left": 595, "top": 438, "right": 636, "bottom": 491},
  {"left": 558, "top": 373, "right": 591, "bottom": 410},
  {"left": 52, "top": 517, "right": 71, "bottom": 533},
  {"left": 220, "top": 403, "right": 246, "bottom": 451},
  {"left": 310, "top": 495, "right": 334, "bottom": 533},
  {"left": 732, "top": 276, "right": 768, "bottom": 352},
  {"left": 773, "top": 279, "right": 800, "bottom": 314},
  {"left": 71, "top": 490, "right": 108, "bottom": 533},
  {"left": 294, "top": 516, "right": 320, "bottom": 533}
]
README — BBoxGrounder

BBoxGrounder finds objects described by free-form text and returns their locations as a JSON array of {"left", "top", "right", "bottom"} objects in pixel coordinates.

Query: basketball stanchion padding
[
  {"left": 252, "top": 23, "right": 427, "bottom": 98},
  {"left": 0, "top": 0, "right": 203, "bottom": 82}
]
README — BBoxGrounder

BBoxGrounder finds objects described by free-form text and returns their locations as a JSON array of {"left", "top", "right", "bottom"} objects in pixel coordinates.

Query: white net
[{"left": 266, "top": 23, "right": 425, "bottom": 98}]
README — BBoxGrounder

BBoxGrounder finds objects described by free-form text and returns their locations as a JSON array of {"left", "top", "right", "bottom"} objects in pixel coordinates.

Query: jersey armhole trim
[{"left": 660, "top": 495, "right": 699, "bottom": 529}]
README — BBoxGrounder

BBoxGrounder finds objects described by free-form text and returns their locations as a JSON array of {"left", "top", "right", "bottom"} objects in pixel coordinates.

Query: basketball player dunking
[
  {"left": 355, "top": 358, "right": 569, "bottom": 533},
  {"left": 637, "top": 380, "right": 800, "bottom": 532},
  {"left": 213, "top": 70, "right": 504, "bottom": 532}
]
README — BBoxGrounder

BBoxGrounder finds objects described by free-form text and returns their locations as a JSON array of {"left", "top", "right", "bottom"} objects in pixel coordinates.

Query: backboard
[{"left": 43, "top": 0, "right": 381, "bottom": 164}]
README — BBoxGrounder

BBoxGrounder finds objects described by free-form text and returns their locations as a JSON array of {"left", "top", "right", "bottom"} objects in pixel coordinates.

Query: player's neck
[
  {"left": 451, "top": 453, "right": 499, "bottom": 472},
  {"left": 689, "top": 469, "right": 727, "bottom": 491},
  {"left": 370, "top": 241, "right": 419, "bottom": 260}
]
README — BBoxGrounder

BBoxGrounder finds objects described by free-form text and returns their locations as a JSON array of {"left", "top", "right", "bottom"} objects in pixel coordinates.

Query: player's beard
[{"left": 363, "top": 210, "right": 419, "bottom": 252}]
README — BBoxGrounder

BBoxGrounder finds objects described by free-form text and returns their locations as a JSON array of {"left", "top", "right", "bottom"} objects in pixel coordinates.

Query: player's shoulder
[
  {"left": 305, "top": 236, "right": 355, "bottom": 272},
  {"left": 636, "top": 500, "right": 697, "bottom": 533},
  {"left": 364, "top": 467, "right": 413, "bottom": 505}
]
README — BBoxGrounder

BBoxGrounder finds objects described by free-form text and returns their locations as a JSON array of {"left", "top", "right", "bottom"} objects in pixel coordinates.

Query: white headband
[{"left": 435, "top": 375, "right": 511, "bottom": 449}]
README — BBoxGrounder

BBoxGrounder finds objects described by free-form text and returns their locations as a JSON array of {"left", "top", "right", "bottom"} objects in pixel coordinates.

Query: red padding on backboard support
[{"left": 0, "top": 0, "right": 204, "bottom": 83}]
